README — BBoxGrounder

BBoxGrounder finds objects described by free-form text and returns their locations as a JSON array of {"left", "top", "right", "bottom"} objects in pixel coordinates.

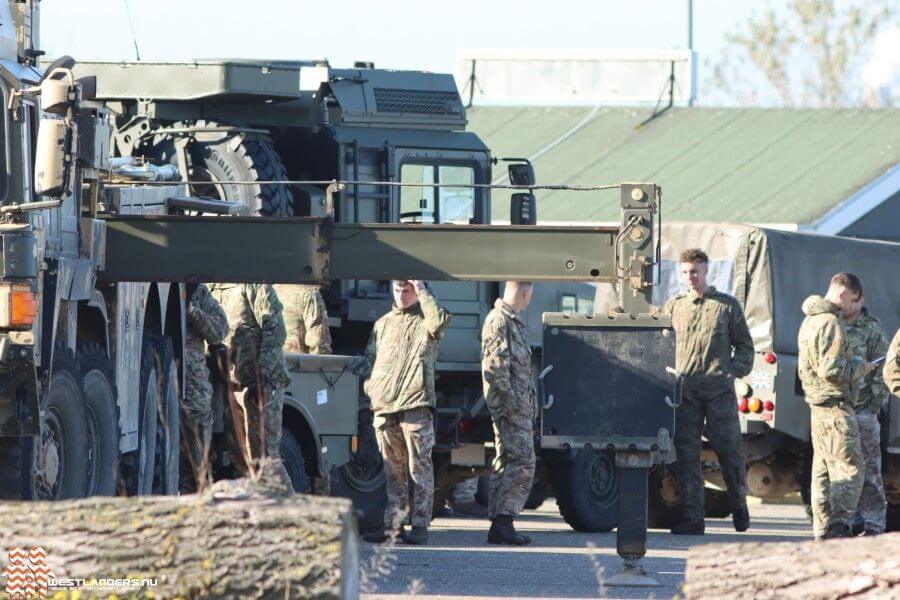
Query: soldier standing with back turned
[
  {"left": 272, "top": 284, "right": 332, "bottom": 354},
  {"left": 664, "top": 249, "right": 754, "bottom": 536},
  {"left": 844, "top": 294, "right": 889, "bottom": 535},
  {"left": 798, "top": 272, "right": 876, "bottom": 539},
  {"left": 209, "top": 283, "right": 291, "bottom": 482},
  {"left": 482, "top": 281, "right": 537, "bottom": 545}
]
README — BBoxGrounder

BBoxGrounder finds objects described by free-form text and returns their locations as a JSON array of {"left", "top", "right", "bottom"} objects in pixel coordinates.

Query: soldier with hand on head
[
  {"left": 664, "top": 249, "right": 754, "bottom": 536},
  {"left": 844, "top": 292, "right": 890, "bottom": 536},
  {"left": 272, "top": 284, "right": 332, "bottom": 355},
  {"left": 181, "top": 282, "right": 228, "bottom": 492},
  {"left": 482, "top": 281, "right": 537, "bottom": 545},
  {"left": 798, "top": 272, "right": 877, "bottom": 540},
  {"left": 362, "top": 280, "right": 450, "bottom": 545},
  {"left": 209, "top": 283, "right": 291, "bottom": 483}
]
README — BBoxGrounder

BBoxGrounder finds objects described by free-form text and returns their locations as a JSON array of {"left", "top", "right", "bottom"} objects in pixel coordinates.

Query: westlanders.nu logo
[{"left": 2, "top": 547, "right": 157, "bottom": 599}]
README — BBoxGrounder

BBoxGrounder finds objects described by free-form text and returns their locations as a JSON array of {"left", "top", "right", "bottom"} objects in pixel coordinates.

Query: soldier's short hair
[
  {"left": 830, "top": 272, "right": 863, "bottom": 298},
  {"left": 679, "top": 248, "right": 709, "bottom": 264},
  {"left": 391, "top": 280, "right": 413, "bottom": 288}
]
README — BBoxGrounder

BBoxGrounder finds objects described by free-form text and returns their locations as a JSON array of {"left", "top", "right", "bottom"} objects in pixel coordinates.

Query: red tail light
[
  {"left": 737, "top": 397, "right": 749, "bottom": 413},
  {"left": 764, "top": 400, "right": 775, "bottom": 412},
  {"left": 458, "top": 418, "right": 473, "bottom": 434},
  {"left": 764, "top": 352, "right": 777, "bottom": 365}
]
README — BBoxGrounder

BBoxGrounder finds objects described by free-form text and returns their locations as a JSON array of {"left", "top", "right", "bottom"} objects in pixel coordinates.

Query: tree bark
[
  {"left": 0, "top": 467, "right": 358, "bottom": 599},
  {"left": 684, "top": 533, "right": 900, "bottom": 599}
]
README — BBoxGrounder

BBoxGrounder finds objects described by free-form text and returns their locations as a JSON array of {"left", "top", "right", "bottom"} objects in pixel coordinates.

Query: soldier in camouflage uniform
[
  {"left": 885, "top": 329, "right": 900, "bottom": 396},
  {"left": 272, "top": 284, "right": 332, "bottom": 354},
  {"left": 362, "top": 280, "right": 450, "bottom": 545},
  {"left": 482, "top": 281, "right": 537, "bottom": 545},
  {"left": 209, "top": 283, "right": 290, "bottom": 482},
  {"left": 844, "top": 298, "right": 889, "bottom": 535},
  {"left": 181, "top": 283, "right": 228, "bottom": 491},
  {"left": 798, "top": 273, "right": 877, "bottom": 539},
  {"left": 664, "top": 249, "right": 754, "bottom": 536}
]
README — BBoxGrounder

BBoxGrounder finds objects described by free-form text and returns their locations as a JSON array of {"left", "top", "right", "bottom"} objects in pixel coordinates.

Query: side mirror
[
  {"left": 39, "top": 68, "right": 77, "bottom": 116},
  {"left": 34, "top": 117, "right": 76, "bottom": 199},
  {"left": 507, "top": 162, "right": 535, "bottom": 187},
  {"left": 511, "top": 192, "right": 537, "bottom": 225}
]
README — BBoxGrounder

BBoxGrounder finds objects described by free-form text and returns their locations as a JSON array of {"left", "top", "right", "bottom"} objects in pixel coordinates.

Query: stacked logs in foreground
[
  {"left": 0, "top": 461, "right": 358, "bottom": 599},
  {"left": 684, "top": 533, "right": 900, "bottom": 599}
]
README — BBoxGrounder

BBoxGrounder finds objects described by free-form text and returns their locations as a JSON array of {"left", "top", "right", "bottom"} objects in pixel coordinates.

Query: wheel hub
[
  {"left": 588, "top": 453, "right": 614, "bottom": 498},
  {"left": 38, "top": 427, "right": 60, "bottom": 493}
]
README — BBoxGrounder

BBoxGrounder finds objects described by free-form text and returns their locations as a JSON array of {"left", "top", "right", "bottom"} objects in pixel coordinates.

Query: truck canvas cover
[{"left": 595, "top": 222, "right": 900, "bottom": 353}]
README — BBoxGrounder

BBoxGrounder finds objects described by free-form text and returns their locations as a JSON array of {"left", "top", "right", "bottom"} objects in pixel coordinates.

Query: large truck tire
[
  {"left": 280, "top": 427, "right": 311, "bottom": 494},
  {"left": 126, "top": 335, "right": 180, "bottom": 495},
  {"left": 553, "top": 449, "right": 618, "bottom": 532},
  {"left": 647, "top": 464, "right": 683, "bottom": 529},
  {"left": 146, "top": 120, "right": 292, "bottom": 217},
  {"left": 78, "top": 342, "right": 120, "bottom": 496},
  {"left": 0, "top": 436, "right": 27, "bottom": 499},
  {"left": 524, "top": 478, "right": 551, "bottom": 510},
  {"left": 27, "top": 346, "right": 90, "bottom": 499},
  {"left": 329, "top": 409, "right": 386, "bottom": 534}
]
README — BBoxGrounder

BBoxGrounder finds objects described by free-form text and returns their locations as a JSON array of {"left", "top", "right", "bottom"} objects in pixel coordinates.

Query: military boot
[
  {"left": 670, "top": 518, "right": 705, "bottom": 535},
  {"left": 363, "top": 526, "right": 405, "bottom": 544},
  {"left": 401, "top": 525, "right": 428, "bottom": 545},
  {"left": 487, "top": 515, "right": 531, "bottom": 545},
  {"left": 453, "top": 500, "right": 488, "bottom": 518},
  {"left": 823, "top": 522, "right": 852, "bottom": 539},
  {"left": 732, "top": 506, "right": 751, "bottom": 532}
]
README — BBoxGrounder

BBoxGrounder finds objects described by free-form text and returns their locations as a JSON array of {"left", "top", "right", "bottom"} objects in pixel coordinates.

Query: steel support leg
[{"left": 606, "top": 455, "right": 660, "bottom": 587}]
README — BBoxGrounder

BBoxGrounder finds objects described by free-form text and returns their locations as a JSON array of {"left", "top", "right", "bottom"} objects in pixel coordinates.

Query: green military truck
[
  {"left": 69, "top": 58, "right": 681, "bottom": 539},
  {"left": 596, "top": 222, "right": 900, "bottom": 528}
]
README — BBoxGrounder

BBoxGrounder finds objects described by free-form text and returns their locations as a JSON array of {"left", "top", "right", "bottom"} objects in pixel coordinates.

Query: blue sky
[{"left": 42, "top": 0, "right": 758, "bottom": 100}]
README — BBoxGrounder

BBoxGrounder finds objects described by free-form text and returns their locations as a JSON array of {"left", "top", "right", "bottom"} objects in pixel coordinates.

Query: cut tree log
[
  {"left": 684, "top": 533, "right": 900, "bottom": 599},
  {"left": 0, "top": 460, "right": 359, "bottom": 599}
]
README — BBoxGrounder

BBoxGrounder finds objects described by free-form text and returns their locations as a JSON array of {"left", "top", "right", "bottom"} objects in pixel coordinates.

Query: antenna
[{"left": 122, "top": 0, "right": 141, "bottom": 61}]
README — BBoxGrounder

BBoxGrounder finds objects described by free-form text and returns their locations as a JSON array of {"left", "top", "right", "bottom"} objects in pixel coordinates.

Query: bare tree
[{"left": 707, "top": 0, "right": 897, "bottom": 107}]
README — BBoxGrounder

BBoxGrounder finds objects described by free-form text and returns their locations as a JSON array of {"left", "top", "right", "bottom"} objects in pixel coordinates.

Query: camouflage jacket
[
  {"left": 185, "top": 283, "right": 229, "bottom": 361},
  {"left": 209, "top": 283, "right": 289, "bottom": 387},
  {"left": 845, "top": 308, "right": 890, "bottom": 413},
  {"left": 481, "top": 299, "right": 536, "bottom": 419},
  {"left": 363, "top": 289, "right": 450, "bottom": 415},
  {"left": 797, "top": 295, "right": 864, "bottom": 407},
  {"left": 663, "top": 286, "right": 754, "bottom": 395},
  {"left": 272, "top": 284, "right": 332, "bottom": 355},
  {"left": 885, "top": 329, "right": 900, "bottom": 397}
]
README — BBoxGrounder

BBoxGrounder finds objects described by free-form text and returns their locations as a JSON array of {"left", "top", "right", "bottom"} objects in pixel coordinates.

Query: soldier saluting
[
  {"left": 362, "top": 280, "right": 450, "bottom": 545},
  {"left": 664, "top": 248, "right": 754, "bottom": 536}
]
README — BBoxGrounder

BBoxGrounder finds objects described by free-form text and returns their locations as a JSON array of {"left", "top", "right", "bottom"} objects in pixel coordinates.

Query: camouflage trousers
[
  {"left": 225, "top": 381, "right": 288, "bottom": 480},
  {"left": 374, "top": 407, "right": 435, "bottom": 529},
  {"left": 453, "top": 477, "right": 478, "bottom": 505},
  {"left": 181, "top": 349, "right": 214, "bottom": 488},
  {"left": 489, "top": 411, "right": 536, "bottom": 519},
  {"left": 854, "top": 410, "right": 886, "bottom": 533},
  {"left": 810, "top": 403, "right": 864, "bottom": 537},
  {"left": 674, "top": 388, "right": 748, "bottom": 521}
]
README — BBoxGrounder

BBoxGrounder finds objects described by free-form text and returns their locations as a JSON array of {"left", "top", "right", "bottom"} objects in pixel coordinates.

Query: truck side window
[
  {"left": 438, "top": 165, "right": 475, "bottom": 224},
  {"left": 399, "top": 163, "right": 475, "bottom": 224}
]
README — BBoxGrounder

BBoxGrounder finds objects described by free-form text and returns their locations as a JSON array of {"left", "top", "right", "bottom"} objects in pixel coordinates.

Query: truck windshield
[{"left": 399, "top": 164, "right": 475, "bottom": 224}]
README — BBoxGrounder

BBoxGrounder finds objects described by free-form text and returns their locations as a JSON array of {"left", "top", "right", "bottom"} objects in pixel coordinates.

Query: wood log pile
[
  {"left": 0, "top": 460, "right": 358, "bottom": 599},
  {"left": 684, "top": 533, "right": 900, "bottom": 599}
]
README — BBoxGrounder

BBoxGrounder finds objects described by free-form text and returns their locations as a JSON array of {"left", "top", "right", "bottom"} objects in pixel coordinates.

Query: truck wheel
[
  {"left": 147, "top": 120, "right": 292, "bottom": 216},
  {"left": 554, "top": 449, "right": 618, "bottom": 532},
  {"left": 78, "top": 342, "right": 120, "bottom": 496},
  {"left": 886, "top": 504, "right": 900, "bottom": 532},
  {"left": 28, "top": 347, "right": 90, "bottom": 499},
  {"left": 128, "top": 335, "right": 180, "bottom": 495},
  {"left": 280, "top": 428, "right": 311, "bottom": 493},
  {"left": 329, "top": 409, "right": 386, "bottom": 534},
  {"left": 0, "top": 437, "right": 27, "bottom": 499},
  {"left": 524, "top": 478, "right": 550, "bottom": 510},
  {"left": 647, "top": 464, "right": 683, "bottom": 529},
  {"left": 704, "top": 487, "right": 732, "bottom": 518}
]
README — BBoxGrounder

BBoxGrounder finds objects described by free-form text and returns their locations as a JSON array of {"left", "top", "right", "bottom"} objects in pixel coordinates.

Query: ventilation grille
[{"left": 373, "top": 88, "right": 461, "bottom": 115}]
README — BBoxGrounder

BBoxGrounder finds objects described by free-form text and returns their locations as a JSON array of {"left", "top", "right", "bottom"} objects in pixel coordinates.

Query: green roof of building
[{"left": 466, "top": 106, "right": 900, "bottom": 224}]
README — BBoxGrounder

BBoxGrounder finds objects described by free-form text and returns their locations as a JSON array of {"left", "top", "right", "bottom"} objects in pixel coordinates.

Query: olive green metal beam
[{"left": 99, "top": 215, "right": 619, "bottom": 283}]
